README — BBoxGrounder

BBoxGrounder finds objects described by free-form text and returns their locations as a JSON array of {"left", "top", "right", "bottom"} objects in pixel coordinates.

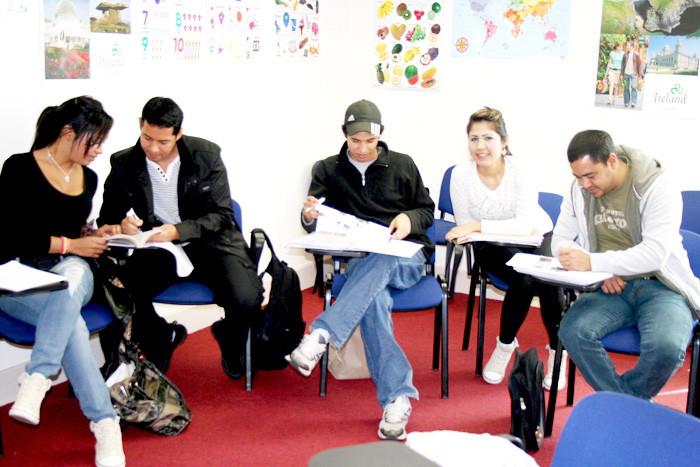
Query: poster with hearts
[{"left": 374, "top": 1, "right": 442, "bottom": 91}]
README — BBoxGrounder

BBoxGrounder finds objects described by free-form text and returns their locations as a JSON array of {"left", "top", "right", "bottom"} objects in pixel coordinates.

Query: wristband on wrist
[{"left": 60, "top": 236, "right": 69, "bottom": 255}]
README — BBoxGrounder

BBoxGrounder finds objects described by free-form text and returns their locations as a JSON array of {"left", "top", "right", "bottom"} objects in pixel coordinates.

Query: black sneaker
[
  {"left": 211, "top": 319, "right": 245, "bottom": 380},
  {"left": 151, "top": 322, "right": 188, "bottom": 374}
]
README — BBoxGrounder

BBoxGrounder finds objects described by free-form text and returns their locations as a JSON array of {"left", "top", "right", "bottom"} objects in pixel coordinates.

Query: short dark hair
[
  {"left": 467, "top": 107, "right": 511, "bottom": 155},
  {"left": 141, "top": 97, "right": 183, "bottom": 135},
  {"left": 31, "top": 96, "right": 113, "bottom": 155},
  {"left": 567, "top": 130, "right": 615, "bottom": 164}
]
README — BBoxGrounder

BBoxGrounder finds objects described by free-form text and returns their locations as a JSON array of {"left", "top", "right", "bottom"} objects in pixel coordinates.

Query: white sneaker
[
  {"left": 90, "top": 417, "right": 126, "bottom": 467},
  {"left": 543, "top": 344, "right": 567, "bottom": 391},
  {"left": 9, "top": 372, "right": 52, "bottom": 425},
  {"left": 285, "top": 331, "right": 327, "bottom": 377},
  {"left": 483, "top": 336, "right": 518, "bottom": 385},
  {"left": 378, "top": 396, "right": 411, "bottom": 440}
]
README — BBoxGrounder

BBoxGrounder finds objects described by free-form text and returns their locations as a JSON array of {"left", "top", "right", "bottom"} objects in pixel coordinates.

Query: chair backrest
[
  {"left": 681, "top": 191, "right": 700, "bottom": 235},
  {"left": 551, "top": 392, "right": 700, "bottom": 467},
  {"left": 681, "top": 228, "right": 700, "bottom": 279},
  {"left": 232, "top": 198, "right": 243, "bottom": 230},
  {"left": 538, "top": 192, "right": 563, "bottom": 226},
  {"left": 438, "top": 166, "right": 456, "bottom": 216}
]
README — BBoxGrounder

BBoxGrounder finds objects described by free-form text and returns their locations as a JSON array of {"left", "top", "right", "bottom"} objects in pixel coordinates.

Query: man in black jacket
[
  {"left": 286, "top": 100, "right": 435, "bottom": 440},
  {"left": 98, "top": 97, "right": 262, "bottom": 377}
]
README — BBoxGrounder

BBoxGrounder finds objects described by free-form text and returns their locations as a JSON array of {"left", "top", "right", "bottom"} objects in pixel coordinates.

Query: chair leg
[
  {"left": 686, "top": 328, "right": 700, "bottom": 416},
  {"left": 313, "top": 254, "right": 324, "bottom": 296},
  {"left": 475, "top": 275, "right": 487, "bottom": 377},
  {"left": 462, "top": 264, "right": 479, "bottom": 350},
  {"left": 0, "top": 407, "right": 3, "bottom": 457},
  {"left": 441, "top": 280, "right": 449, "bottom": 399},
  {"left": 444, "top": 243, "right": 453, "bottom": 299},
  {"left": 567, "top": 361, "right": 576, "bottom": 406},
  {"left": 449, "top": 246, "right": 464, "bottom": 300},
  {"left": 433, "top": 301, "right": 441, "bottom": 371},
  {"left": 245, "top": 327, "right": 252, "bottom": 391},
  {"left": 545, "top": 339, "right": 566, "bottom": 437},
  {"left": 319, "top": 345, "right": 329, "bottom": 397}
]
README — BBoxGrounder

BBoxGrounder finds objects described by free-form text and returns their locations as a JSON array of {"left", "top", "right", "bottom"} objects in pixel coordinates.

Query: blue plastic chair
[
  {"left": 561, "top": 229, "right": 700, "bottom": 418},
  {"left": 0, "top": 302, "right": 114, "bottom": 457},
  {"left": 681, "top": 191, "right": 700, "bottom": 235},
  {"left": 435, "top": 166, "right": 463, "bottom": 299},
  {"left": 462, "top": 192, "right": 563, "bottom": 376},
  {"left": 318, "top": 224, "right": 449, "bottom": 398},
  {"left": 152, "top": 198, "right": 264, "bottom": 391},
  {"left": 551, "top": 392, "right": 700, "bottom": 467}
]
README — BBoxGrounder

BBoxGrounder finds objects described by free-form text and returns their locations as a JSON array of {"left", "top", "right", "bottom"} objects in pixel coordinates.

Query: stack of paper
[
  {"left": 287, "top": 205, "right": 424, "bottom": 258},
  {"left": 0, "top": 260, "right": 67, "bottom": 293},
  {"left": 506, "top": 253, "right": 612, "bottom": 288},
  {"left": 464, "top": 232, "right": 543, "bottom": 247}
]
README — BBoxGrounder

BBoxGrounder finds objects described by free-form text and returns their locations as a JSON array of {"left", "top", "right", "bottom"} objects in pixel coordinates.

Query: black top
[{"left": 0, "top": 152, "right": 97, "bottom": 263}]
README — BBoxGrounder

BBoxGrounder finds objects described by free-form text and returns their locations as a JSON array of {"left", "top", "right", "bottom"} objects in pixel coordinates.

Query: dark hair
[
  {"left": 467, "top": 107, "right": 511, "bottom": 155},
  {"left": 567, "top": 130, "right": 615, "bottom": 164},
  {"left": 31, "top": 96, "right": 113, "bottom": 155},
  {"left": 141, "top": 97, "right": 183, "bottom": 135}
]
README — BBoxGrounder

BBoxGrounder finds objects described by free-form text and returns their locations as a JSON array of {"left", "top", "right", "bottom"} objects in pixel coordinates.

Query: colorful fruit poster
[
  {"left": 273, "top": 0, "right": 320, "bottom": 59},
  {"left": 374, "top": 1, "right": 442, "bottom": 91},
  {"left": 205, "top": 1, "right": 261, "bottom": 61},
  {"left": 44, "top": 0, "right": 91, "bottom": 79}
]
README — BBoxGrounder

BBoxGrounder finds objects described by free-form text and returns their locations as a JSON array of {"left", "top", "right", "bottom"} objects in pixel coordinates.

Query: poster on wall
[
  {"left": 206, "top": 1, "right": 261, "bottom": 61},
  {"left": 373, "top": 1, "right": 443, "bottom": 91},
  {"left": 138, "top": 0, "right": 205, "bottom": 63},
  {"left": 44, "top": 0, "right": 91, "bottom": 79},
  {"left": 89, "top": 0, "right": 131, "bottom": 78},
  {"left": 450, "top": 0, "right": 570, "bottom": 59},
  {"left": 594, "top": 1, "right": 700, "bottom": 118},
  {"left": 273, "top": 0, "right": 319, "bottom": 59}
]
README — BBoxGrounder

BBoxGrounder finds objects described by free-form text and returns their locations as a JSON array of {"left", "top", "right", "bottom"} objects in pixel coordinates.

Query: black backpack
[
  {"left": 508, "top": 347, "right": 546, "bottom": 451},
  {"left": 252, "top": 228, "right": 306, "bottom": 370}
]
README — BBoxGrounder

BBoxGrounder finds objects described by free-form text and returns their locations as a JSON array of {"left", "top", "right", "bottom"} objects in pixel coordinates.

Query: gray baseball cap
[{"left": 343, "top": 100, "right": 383, "bottom": 137}]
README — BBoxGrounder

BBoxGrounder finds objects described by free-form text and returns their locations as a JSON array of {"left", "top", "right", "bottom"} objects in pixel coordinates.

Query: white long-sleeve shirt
[{"left": 450, "top": 156, "right": 553, "bottom": 235}]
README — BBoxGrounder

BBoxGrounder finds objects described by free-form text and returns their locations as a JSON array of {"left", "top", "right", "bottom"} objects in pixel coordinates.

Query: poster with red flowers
[{"left": 44, "top": 0, "right": 91, "bottom": 79}]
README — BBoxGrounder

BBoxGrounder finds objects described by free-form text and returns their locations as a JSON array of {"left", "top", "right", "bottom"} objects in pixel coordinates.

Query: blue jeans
[
  {"left": 0, "top": 256, "right": 116, "bottom": 423},
  {"left": 311, "top": 251, "right": 425, "bottom": 408},
  {"left": 624, "top": 73, "right": 638, "bottom": 105},
  {"left": 559, "top": 278, "right": 693, "bottom": 399}
]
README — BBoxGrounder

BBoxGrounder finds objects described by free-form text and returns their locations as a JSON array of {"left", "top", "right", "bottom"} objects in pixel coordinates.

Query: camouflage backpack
[{"left": 108, "top": 341, "right": 192, "bottom": 436}]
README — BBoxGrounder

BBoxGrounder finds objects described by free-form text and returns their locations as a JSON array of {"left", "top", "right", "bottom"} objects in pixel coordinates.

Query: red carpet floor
[{"left": 0, "top": 289, "right": 694, "bottom": 466}]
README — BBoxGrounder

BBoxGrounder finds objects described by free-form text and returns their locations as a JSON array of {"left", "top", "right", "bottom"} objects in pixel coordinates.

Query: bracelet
[
  {"left": 60, "top": 236, "right": 69, "bottom": 255},
  {"left": 65, "top": 237, "right": 71, "bottom": 255}
]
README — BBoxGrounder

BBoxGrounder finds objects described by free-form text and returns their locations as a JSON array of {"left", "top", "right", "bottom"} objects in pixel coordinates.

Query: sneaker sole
[
  {"left": 9, "top": 406, "right": 39, "bottom": 425},
  {"left": 378, "top": 427, "right": 407, "bottom": 441},
  {"left": 285, "top": 355, "right": 313, "bottom": 377},
  {"left": 482, "top": 373, "right": 505, "bottom": 385}
]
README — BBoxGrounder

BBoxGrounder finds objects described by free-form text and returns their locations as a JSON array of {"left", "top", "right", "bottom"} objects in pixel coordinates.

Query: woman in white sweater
[{"left": 446, "top": 107, "right": 565, "bottom": 389}]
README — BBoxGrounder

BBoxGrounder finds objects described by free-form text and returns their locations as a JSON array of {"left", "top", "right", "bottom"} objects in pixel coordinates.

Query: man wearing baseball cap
[{"left": 287, "top": 100, "right": 434, "bottom": 440}]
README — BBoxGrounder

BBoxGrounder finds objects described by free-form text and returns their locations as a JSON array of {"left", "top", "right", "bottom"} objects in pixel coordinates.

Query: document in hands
[
  {"left": 0, "top": 260, "right": 67, "bottom": 293},
  {"left": 463, "top": 232, "right": 543, "bottom": 247},
  {"left": 287, "top": 205, "right": 424, "bottom": 258},
  {"left": 106, "top": 229, "right": 194, "bottom": 277},
  {"left": 506, "top": 253, "right": 613, "bottom": 288}
]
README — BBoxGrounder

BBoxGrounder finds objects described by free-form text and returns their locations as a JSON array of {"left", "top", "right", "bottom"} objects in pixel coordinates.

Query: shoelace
[
  {"left": 298, "top": 335, "right": 326, "bottom": 361},
  {"left": 384, "top": 398, "right": 410, "bottom": 423}
]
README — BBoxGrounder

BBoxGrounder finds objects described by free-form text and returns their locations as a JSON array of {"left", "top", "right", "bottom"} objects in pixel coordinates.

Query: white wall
[{"left": 2, "top": 1, "right": 700, "bottom": 398}]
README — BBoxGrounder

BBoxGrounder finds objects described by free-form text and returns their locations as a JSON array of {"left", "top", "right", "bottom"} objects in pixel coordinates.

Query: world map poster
[{"left": 450, "top": 0, "right": 571, "bottom": 59}]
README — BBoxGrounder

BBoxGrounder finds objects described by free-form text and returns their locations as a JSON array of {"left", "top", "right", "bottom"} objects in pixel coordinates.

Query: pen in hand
[{"left": 305, "top": 197, "right": 326, "bottom": 213}]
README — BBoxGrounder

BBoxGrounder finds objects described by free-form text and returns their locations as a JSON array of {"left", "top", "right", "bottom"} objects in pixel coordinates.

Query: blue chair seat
[
  {"left": 600, "top": 326, "right": 642, "bottom": 354},
  {"left": 0, "top": 303, "right": 113, "bottom": 346},
  {"left": 331, "top": 275, "right": 444, "bottom": 312},
  {"left": 153, "top": 281, "right": 215, "bottom": 305}
]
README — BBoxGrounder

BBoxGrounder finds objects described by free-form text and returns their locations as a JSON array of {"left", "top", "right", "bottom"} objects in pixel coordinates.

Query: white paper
[
  {"left": 288, "top": 205, "right": 423, "bottom": 258},
  {"left": 465, "top": 232, "right": 543, "bottom": 247},
  {"left": 0, "top": 260, "right": 67, "bottom": 293},
  {"left": 506, "top": 253, "right": 613, "bottom": 288}
]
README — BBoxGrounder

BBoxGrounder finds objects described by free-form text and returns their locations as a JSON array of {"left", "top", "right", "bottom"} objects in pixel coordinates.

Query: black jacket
[
  {"left": 307, "top": 141, "right": 435, "bottom": 259},
  {"left": 98, "top": 135, "right": 249, "bottom": 260}
]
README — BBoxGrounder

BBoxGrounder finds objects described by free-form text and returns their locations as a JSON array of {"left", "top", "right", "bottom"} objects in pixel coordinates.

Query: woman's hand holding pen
[
  {"left": 120, "top": 209, "right": 143, "bottom": 235},
  {"left": 445, "top": 221, "right": 481, "bottom": 244}
]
